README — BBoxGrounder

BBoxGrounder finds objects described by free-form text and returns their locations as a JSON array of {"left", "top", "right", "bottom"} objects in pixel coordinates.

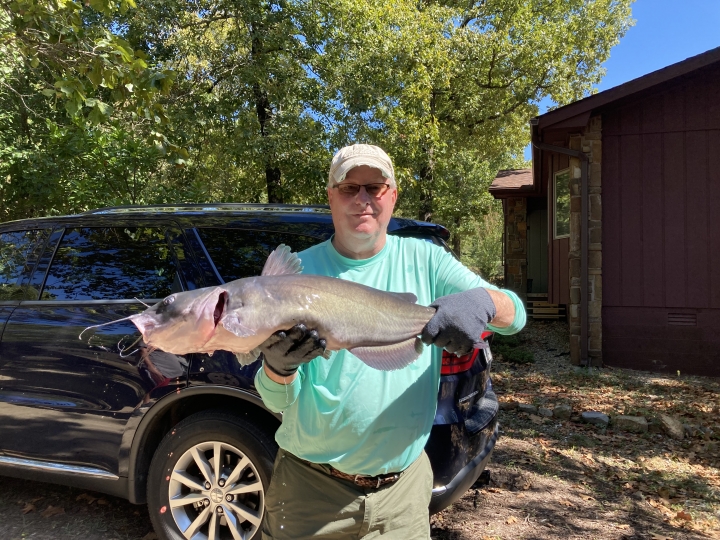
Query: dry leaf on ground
[
  {"left": 41, "top": 505, "right": 65, "bottom": 518},
  {"left": 76, "top": 493, "right": 97, "bottom": 504},
  {"left": 21, "top": 503, "right": 35, "bottom": 514}
]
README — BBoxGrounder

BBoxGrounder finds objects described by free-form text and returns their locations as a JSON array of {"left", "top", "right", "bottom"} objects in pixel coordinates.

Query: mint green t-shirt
[{"left": 255, "top": 235, "right": 525, "bottom": 476}]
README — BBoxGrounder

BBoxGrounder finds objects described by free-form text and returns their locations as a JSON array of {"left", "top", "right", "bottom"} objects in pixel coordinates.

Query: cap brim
[{"left": 333, "top": 156, "right": 393, "bottom": 184}]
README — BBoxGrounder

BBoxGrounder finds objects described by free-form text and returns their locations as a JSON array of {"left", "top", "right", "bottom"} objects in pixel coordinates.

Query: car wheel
[{"left": 147, "top": 410, "right": 277, "bottom": 540}]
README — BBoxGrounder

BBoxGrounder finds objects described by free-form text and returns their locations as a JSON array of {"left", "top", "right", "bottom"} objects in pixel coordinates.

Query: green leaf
[
  {"left": 64, "top": 99, "right": 79, "bottom": 116},
  {"left": 96, "top": 101, "right": 113, "bottom": 116},
  {"left": 88, "top": 61, "right": 103, "bottom": 86}
]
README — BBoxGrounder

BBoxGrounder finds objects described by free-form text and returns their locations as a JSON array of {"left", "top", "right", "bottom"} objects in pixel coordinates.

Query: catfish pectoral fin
[
  {"left": 349, "top": 337, "right": 425, "bottom": 371},
  {"left": 221, "top": 313, "right": 257, "bottom": 337}
]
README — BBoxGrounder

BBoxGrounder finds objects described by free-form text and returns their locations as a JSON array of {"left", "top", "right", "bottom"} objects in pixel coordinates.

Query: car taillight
[{"left": 440, "top": 331, "right": 492, "bottom": 375}]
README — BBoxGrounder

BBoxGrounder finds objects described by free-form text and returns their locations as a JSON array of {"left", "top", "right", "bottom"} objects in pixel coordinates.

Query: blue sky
[{"left": 524, "top": 0, "right": 720, "bottom": 159}]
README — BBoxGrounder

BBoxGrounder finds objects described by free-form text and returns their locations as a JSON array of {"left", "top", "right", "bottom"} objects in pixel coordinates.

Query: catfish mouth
[{"left": 213, "top": 291, "right": 228, "bottom": 328}]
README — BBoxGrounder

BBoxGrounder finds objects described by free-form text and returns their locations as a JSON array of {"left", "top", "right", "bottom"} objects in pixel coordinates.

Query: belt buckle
[
  {"left": 353, "top": 474, "right": 376, "bottom": 488},
  {"left": 351, "top": 472, "right": 399, "bottom": 489}
]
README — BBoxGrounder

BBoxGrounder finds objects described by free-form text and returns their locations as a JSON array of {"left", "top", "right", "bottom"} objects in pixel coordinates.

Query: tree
[
  {"left": 319, "top": 0, "right": 634, "bottom": 253},
  {"left": 1, "top": 0, "right": 634, "bottom": 247},
  {"left": 1, "top": 0, "right": 175, "bottom": 126},
  {"left": 116, "top": 0, "right": 334, "bottom": 204},
  {"left": 0, "top": 0, "right": 183, "bottom": 221}
]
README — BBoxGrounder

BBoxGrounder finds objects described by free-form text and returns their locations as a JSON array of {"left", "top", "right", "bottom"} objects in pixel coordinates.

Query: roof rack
[{"left": 82, "top": 203, "right": 330, "bottom": 215}]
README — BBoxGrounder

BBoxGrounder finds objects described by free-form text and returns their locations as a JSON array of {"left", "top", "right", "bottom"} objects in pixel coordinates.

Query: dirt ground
[
  {"left": 431, "top": 320, "right": 720, "bottom": 540},
  {"left": 3, "top": 320, "right": 719, "bottom": 540}
]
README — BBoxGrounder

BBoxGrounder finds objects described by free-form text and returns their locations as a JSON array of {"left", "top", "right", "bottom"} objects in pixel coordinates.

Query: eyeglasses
[{"left": 332, "top": 183, "right": 392, "bottom": 198}]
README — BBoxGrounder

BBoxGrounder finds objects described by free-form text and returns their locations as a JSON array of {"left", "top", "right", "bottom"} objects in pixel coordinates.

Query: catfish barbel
[{"left": 81, "top": 245, "right": 436, "bottom": 371}]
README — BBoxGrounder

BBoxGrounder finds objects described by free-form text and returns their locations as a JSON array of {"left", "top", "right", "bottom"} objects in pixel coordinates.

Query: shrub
[{"left": 492, "top": 334, "right": 534, "bottom": 364}]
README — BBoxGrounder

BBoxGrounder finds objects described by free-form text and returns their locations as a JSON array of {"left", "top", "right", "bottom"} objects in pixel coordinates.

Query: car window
[
  {"left": 41, "top": 227, "right": 182, "bottom": 300},
  {"left": 0, "top": 229, "right": 51, "bottom": 300},
  {"left": 196, "top": 228, "right": 322, "bottom": 282}
]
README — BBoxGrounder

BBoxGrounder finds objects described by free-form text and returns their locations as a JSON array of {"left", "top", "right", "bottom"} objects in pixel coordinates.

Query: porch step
[{"left": 524, "top": 294, "right": 566, "bottom": 320}]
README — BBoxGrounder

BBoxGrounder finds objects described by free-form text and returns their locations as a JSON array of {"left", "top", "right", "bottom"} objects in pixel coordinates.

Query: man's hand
[
  {"left": 260, "top": 324, "right": 326, "bottom": 378},
  {"left": 421, "top": 288, "right": 497, "bottom": 356}
]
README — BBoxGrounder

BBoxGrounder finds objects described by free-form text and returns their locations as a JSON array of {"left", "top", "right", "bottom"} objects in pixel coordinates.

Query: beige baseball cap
[{"left": 328, "top": 144, "right": 395, "bottom": 187}]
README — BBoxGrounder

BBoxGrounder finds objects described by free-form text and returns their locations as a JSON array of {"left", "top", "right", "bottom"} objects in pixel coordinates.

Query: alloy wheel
[{"left": 168, "top": 441, "right": 264, "bottom": 540}]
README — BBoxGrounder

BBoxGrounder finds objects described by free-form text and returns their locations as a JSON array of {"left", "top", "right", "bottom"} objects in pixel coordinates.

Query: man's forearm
[{"left": 486, "top": 289, "right": 515, "bottom": 328}]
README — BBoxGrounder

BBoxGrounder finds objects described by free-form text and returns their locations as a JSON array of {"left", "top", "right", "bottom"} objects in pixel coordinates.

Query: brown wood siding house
[{"left": 490, "top": 46, "right": 720, "bottom": 377}]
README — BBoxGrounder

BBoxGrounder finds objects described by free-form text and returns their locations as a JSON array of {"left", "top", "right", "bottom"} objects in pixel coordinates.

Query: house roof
[
  {"left": 489, "top": 169, "right": 534, "bottom": 198},
  {"left": 536, "top": 45, "right": 720, "bottom": 130}
]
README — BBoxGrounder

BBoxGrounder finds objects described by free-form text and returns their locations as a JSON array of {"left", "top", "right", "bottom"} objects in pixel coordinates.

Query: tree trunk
[
  {"left": 451, "top": 215, "right": 462, "bottom": 257},
  {"left": 251, "top": 27, "right": 282, "bottom": 203},
  {"left": 252, "top": 82, "right": 283, "bottom": 203},
  {"left": 418, "top": 92, "right": 437, "bottom": 222},
  {"left": 418, "top": 161, "right": 433, "bottom": 222},
  {"left": 265, "top": 164, "right": 282, "bottom": 203}
]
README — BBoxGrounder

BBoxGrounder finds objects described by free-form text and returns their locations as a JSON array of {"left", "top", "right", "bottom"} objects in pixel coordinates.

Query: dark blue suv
[{"left": 0, "top": 204, "right": 498, "bottom": 540}]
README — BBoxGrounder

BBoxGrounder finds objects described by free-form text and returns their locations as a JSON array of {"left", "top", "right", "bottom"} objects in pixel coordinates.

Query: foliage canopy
[{"left": 1, "top": 0, "right": 634, "bottom": 268}]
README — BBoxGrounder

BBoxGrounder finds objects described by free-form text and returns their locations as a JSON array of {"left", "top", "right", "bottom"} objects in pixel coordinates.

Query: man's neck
[{"left": 332, "top": 234, "right": 387, "bottom": 260}]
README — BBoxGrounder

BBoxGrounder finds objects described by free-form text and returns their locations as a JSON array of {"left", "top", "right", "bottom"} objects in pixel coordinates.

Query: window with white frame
[{"left": 554, "top": 169, "right": 571, "bottom": 238}]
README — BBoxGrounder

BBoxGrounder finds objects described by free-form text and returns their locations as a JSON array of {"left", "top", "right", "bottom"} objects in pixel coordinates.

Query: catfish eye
[{"left": 163, "top": 296, "right": 175, "bottom": 306}]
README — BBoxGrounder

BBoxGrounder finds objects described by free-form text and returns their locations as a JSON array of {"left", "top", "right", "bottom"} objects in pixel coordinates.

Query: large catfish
[{"left": 83, "top": 245, "right": 436, "bottom": 371}]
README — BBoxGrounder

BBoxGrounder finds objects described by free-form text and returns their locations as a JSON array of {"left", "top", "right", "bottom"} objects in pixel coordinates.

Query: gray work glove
[
  {"left": 259, "top": 324, "right": 327, "bottom": 377},
  {"left": 421, "top": 288, "right": 497, "bottom": 356}
]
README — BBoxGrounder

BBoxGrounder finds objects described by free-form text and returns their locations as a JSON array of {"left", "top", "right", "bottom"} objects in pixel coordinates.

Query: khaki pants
[{"left": 261, "top": 449, "right": 433, "bottom": 539}]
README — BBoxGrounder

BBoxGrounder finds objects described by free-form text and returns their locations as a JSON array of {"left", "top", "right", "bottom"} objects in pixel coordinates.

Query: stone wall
[
  {"left": 503, "top": 197, "right": 527, "bottom": 300},
  {"left": 568, "top": 115, "right": 603, "bottom": 366}
]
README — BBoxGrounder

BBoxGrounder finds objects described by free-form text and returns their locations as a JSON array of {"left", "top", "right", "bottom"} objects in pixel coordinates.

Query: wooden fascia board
[
  {"left": 537, "top": 46, "right": 720, "bottom": 129},
  {"left": 489, "top": 188, "right": 536, "bottom": 199}
]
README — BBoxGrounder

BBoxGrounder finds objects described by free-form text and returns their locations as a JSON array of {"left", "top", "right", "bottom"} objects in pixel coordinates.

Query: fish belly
[{"left": 199, "top": 325, "right": 268, "bottom": 354}]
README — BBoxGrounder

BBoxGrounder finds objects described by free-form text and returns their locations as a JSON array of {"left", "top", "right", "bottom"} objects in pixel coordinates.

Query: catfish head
[
  {"left": 79, "top": 286, "right": 229, "bottom": 355},
  {"left": 132, "top": 286, "right": 229, "bottom": 354}
]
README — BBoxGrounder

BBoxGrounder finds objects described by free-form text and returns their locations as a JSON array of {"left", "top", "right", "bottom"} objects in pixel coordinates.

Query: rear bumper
[{"left": 429, "top": 421, "right": 499, "bottom": 514}]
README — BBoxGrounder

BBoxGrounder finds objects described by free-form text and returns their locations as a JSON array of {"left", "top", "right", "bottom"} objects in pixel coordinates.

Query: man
[{"left": 255, "top": 144, "right": 525, "bottom": 539}]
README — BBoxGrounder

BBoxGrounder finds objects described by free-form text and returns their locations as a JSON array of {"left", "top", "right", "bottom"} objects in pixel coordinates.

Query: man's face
[{"left": 327, "top": 165, "right": 397, "bottom": 243}]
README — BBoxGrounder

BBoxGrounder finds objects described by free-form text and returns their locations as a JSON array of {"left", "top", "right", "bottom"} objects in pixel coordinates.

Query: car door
[{"left": 0, "top": 222, "right": 190, "bottom": 476}]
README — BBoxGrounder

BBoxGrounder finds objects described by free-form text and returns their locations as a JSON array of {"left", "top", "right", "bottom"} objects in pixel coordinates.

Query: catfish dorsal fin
[{"left": 261, "top": 244, "right": 303, "bottom": 276}]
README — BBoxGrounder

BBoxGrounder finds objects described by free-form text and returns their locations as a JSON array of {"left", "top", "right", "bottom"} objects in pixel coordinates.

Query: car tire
[{"left": 147, "top": 410, "right": 277, "bottom": 540}]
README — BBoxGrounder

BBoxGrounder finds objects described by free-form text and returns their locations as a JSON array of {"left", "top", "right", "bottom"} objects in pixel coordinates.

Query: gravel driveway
[{"left": 2, "top": 475, "right": 154, "bottom": 539}]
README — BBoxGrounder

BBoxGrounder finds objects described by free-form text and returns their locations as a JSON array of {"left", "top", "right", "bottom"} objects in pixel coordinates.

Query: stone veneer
[
  {"left": 568, "top": 115, "right": 603, "bottom": 366},
  {"left": 503, "top": 197, "right": 527, "bottom": 300}
]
